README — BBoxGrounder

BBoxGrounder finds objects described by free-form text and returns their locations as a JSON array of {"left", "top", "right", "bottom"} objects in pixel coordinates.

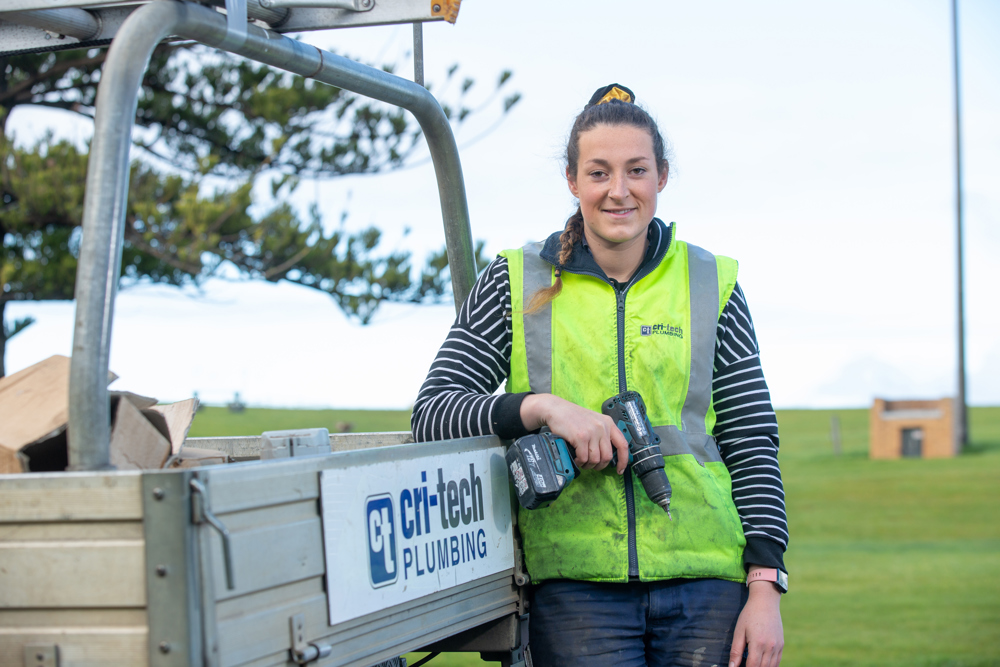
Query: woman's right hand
[{"left": 519, "top": 394, "right": 630, "bottom": 474}]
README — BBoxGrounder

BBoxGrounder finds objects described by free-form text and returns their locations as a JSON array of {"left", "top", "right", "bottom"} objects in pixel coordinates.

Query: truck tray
[{"left": 0, "top": 435, "right": 520, "bottom": 667}]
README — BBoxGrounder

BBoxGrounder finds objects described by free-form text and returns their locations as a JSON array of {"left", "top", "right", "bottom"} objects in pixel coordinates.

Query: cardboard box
[{"left": 0, "top": 355, "right": 199, "bottom": 473}]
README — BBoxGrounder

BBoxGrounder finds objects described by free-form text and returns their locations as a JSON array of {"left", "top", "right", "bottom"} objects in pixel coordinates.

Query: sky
[{"left": 6, "top": 0, "right": 1000, "bottom": 411}]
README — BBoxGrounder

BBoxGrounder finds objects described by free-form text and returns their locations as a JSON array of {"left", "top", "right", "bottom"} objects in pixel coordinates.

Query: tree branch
[
  {"left": 19, "top": 99, "right": 94, "bottom": 119},
  {"left": 123, "top": 225, "right": 203, "bottom": 276},
  {"left": 132, "top": 139, "right": 198, "bottom": 172},
  {"left": 0, "top": 53, "right": 107, "bottom": 106},
  {"left": 206, "top": 196, "right": 246, "bottom": 235},
  {"left": 262, "top": 244, "right": 313, "bottom": 280}
]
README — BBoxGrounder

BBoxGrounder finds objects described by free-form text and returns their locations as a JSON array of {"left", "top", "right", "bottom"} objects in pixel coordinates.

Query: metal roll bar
[
  {"left": 69, "top": 0, "right": 476, "bottom": 470},
  {"left": 1, "top": 7, "right": 103, "bottom": 40}
]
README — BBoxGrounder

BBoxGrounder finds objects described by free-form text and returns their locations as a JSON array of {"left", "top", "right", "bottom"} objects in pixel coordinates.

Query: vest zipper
[
  {"left": 613, "top": 283, "right": 640, "bottom": 578},
  {"left": 613, "top": 248, "right": 669, "bottom": 579},
  {"left": 551, "top": 223, "right": 674, "bottom": 581}
]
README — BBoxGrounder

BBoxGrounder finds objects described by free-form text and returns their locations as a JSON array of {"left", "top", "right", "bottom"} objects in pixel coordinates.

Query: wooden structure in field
[{"left": 869, "top": 398, "right": 958, "bottom": 459}]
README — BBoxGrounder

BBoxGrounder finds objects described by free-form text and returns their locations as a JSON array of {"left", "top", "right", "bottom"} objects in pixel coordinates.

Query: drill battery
[{"left": 505, "top": 432, "right": 578, "bottom": 510}]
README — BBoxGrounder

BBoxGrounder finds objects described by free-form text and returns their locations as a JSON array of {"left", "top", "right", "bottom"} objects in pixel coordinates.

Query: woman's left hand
[{"left": 729, "top": 568, "right": 783, "bottom": 667}]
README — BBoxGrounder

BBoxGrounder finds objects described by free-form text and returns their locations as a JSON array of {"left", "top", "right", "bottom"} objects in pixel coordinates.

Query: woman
[{"left": 412, "top": 84, "right": 787, "bottom": 667}]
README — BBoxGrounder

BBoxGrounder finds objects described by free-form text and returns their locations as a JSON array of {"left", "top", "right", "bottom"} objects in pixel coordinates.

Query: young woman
[{"left": 412, "top": 84, "right": 787, "bottom": 667}]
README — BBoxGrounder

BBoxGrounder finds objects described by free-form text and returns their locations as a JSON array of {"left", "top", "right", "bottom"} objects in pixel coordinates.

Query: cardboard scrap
[
  {"left": 112, "top": 391, "right": 158, "bottom": 411},
  {"left": 0, "top": 355, "right": 117, "bottom": 469},
  {"left": 150, "top": 399, "right": 200, "bottom": 455},
  {"left": 0, "top": 355, "right": 199, "bottom": 474},
  {"left": 0, "top": 447, "right": 21, "bottom": 476},
  {"left": 109, "top": 397, "right": 172, "bottom": 470}
]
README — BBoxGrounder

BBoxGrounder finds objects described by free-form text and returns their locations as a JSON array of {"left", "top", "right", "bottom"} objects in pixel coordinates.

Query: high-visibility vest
[{"left": 500, "top": 230, "right": 747, "bottom": 583}]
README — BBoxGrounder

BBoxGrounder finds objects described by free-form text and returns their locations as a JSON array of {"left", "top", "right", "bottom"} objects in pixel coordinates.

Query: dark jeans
[{"left": 529, "top": 578, "right": 748, "bottom": 667}]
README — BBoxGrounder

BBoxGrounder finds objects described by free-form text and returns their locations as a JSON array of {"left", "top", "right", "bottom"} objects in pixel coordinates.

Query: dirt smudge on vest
[
  {"left": 519, "top": 470, "right": 632, "bottom": 580},
  {"left": 699, "top": 487, "right": 720, "bottom": 511}
]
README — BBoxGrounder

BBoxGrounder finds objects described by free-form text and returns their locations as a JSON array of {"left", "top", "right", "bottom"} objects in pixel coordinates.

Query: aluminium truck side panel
[
  {"left": 0, "top": 473, "right": 149, "bottom": 667},
  {"left": 0, "top": 436, "right": 519, "bottom": 666},
  {"left": 192, "top": 436, "right": 518, "bottom": 667}
]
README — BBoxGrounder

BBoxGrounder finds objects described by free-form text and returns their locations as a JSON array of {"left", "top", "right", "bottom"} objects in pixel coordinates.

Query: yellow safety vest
[{"left": 501, "top": 226, "right": 747, "bottom": 583}]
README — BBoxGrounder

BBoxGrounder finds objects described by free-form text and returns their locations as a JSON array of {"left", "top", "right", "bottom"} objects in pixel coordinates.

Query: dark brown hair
[{"left": 524, "top": 87, "right": 670, "bottom": 314}]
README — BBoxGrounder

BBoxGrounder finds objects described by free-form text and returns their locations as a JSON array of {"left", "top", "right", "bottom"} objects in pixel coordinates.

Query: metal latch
[
  {"left": 190, "top": 477, "right": 236, "bottom": 590},
  {"left": 289, "top": 613, "right": 333, "bottom": 665},
  {"left": 512, "top": 614, "right": 532, "bottom": 667},
  {"left": 513, "top": 545, "right": 529, "bottom": 587},
  {"left": 23, "top": 645, "right": 59, "bottom": 667}
]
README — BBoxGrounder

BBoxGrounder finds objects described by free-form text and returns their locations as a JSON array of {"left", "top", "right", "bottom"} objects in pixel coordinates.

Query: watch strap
[{"left": 746, "top": 568, "right": 788, "bottom": 593}]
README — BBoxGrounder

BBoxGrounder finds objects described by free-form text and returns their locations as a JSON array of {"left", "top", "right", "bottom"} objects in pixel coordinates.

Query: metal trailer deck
[
  {"left": 2, "top": 435, "right": 524, "bottom": 667},
  {"left": 0, "top": 3, "right": 527, "bottom": 665}
]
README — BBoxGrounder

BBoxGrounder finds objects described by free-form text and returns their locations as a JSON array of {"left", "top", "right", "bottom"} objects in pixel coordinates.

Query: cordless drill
[{"left": 505, "top": 391, "right": 673, "bottom": 517}]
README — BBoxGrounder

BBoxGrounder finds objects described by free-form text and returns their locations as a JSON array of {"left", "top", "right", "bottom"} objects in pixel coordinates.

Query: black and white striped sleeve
[
  {"left": 411, "top": 257, "right": 531, "bottom": 443},
  {"left": 712, "top": 282, "right": 789, "bottom": 572}
]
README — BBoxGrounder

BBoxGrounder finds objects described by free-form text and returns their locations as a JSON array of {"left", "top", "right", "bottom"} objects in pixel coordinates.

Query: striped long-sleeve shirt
[{"left": 411, "top": 227, "right": 788, "bottom": 571}]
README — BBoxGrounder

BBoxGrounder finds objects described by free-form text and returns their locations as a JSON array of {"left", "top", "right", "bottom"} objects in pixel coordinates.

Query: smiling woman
[{"left": 411, "top": 84, "right": 788, "bottom": 667}]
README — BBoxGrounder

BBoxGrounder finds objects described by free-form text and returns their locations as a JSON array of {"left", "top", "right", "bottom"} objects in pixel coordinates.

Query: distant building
[{"left": 870, "top": 398, "right": 958, "bottom": 459}]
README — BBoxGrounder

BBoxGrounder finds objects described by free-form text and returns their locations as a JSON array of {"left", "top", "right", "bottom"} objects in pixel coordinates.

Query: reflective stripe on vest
[
  {"left": 522, "top": 241, "right": 553, "bottom": 395},
  {"left": 683, "top": 244, "right": 718, "bottom": 435}
]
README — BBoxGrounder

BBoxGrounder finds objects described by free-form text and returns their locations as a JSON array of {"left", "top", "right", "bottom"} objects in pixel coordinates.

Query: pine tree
[{"left": 0, "top": 45, "right": 517, "bottom": 375}]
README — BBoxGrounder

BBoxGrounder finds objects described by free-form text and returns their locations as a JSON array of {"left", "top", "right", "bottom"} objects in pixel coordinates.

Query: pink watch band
[
  {"left": 746, "top": 568, "right": 788, "bottom": 592},
  {"left": 746, "top": 569, "right": 778, "bottom": 585}
]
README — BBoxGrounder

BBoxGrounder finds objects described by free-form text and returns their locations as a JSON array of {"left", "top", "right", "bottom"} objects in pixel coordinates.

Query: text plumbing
[{"left": 366, "top": 464, "right": 489, "bottom": 587}]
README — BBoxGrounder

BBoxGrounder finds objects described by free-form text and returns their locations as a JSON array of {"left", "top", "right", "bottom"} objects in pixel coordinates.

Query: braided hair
[{"left": 525, "top": 84, "right": 670, "bottom": 313}]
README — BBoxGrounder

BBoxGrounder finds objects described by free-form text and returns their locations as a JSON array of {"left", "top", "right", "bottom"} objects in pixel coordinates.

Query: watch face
[{"left": 776, "top": 570, "right": 789, "bottom": 593}]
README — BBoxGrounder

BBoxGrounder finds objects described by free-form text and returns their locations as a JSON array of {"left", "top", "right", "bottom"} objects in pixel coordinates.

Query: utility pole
[{"left": 951, "top": 0, "right": 968, "bottom": 448}]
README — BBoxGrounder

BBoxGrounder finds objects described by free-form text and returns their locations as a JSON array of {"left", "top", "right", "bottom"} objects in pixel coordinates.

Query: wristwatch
[{"left": 746, "top": 568, "right": 788, "bottom": 594}]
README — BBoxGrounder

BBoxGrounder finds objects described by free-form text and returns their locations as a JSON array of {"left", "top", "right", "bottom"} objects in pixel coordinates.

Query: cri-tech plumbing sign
[{"left": 319, "top": 446, "right": 514, "bottom": 625}]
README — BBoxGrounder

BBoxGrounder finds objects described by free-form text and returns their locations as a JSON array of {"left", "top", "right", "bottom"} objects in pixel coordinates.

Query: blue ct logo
[{"left": 366, "top": 494, "right": 397, "bottom": 588}]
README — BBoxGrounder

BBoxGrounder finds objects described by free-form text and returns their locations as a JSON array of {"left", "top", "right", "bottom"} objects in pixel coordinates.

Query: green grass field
[
  {"left": 777, "top": 408, "right": 1000, "bottom": 667},
  {"left": 189, "top": 406, "right": 1000, "bottom": 666},
  {"left": 187, "top": 406, "right": 413, "bottom": 437}
]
